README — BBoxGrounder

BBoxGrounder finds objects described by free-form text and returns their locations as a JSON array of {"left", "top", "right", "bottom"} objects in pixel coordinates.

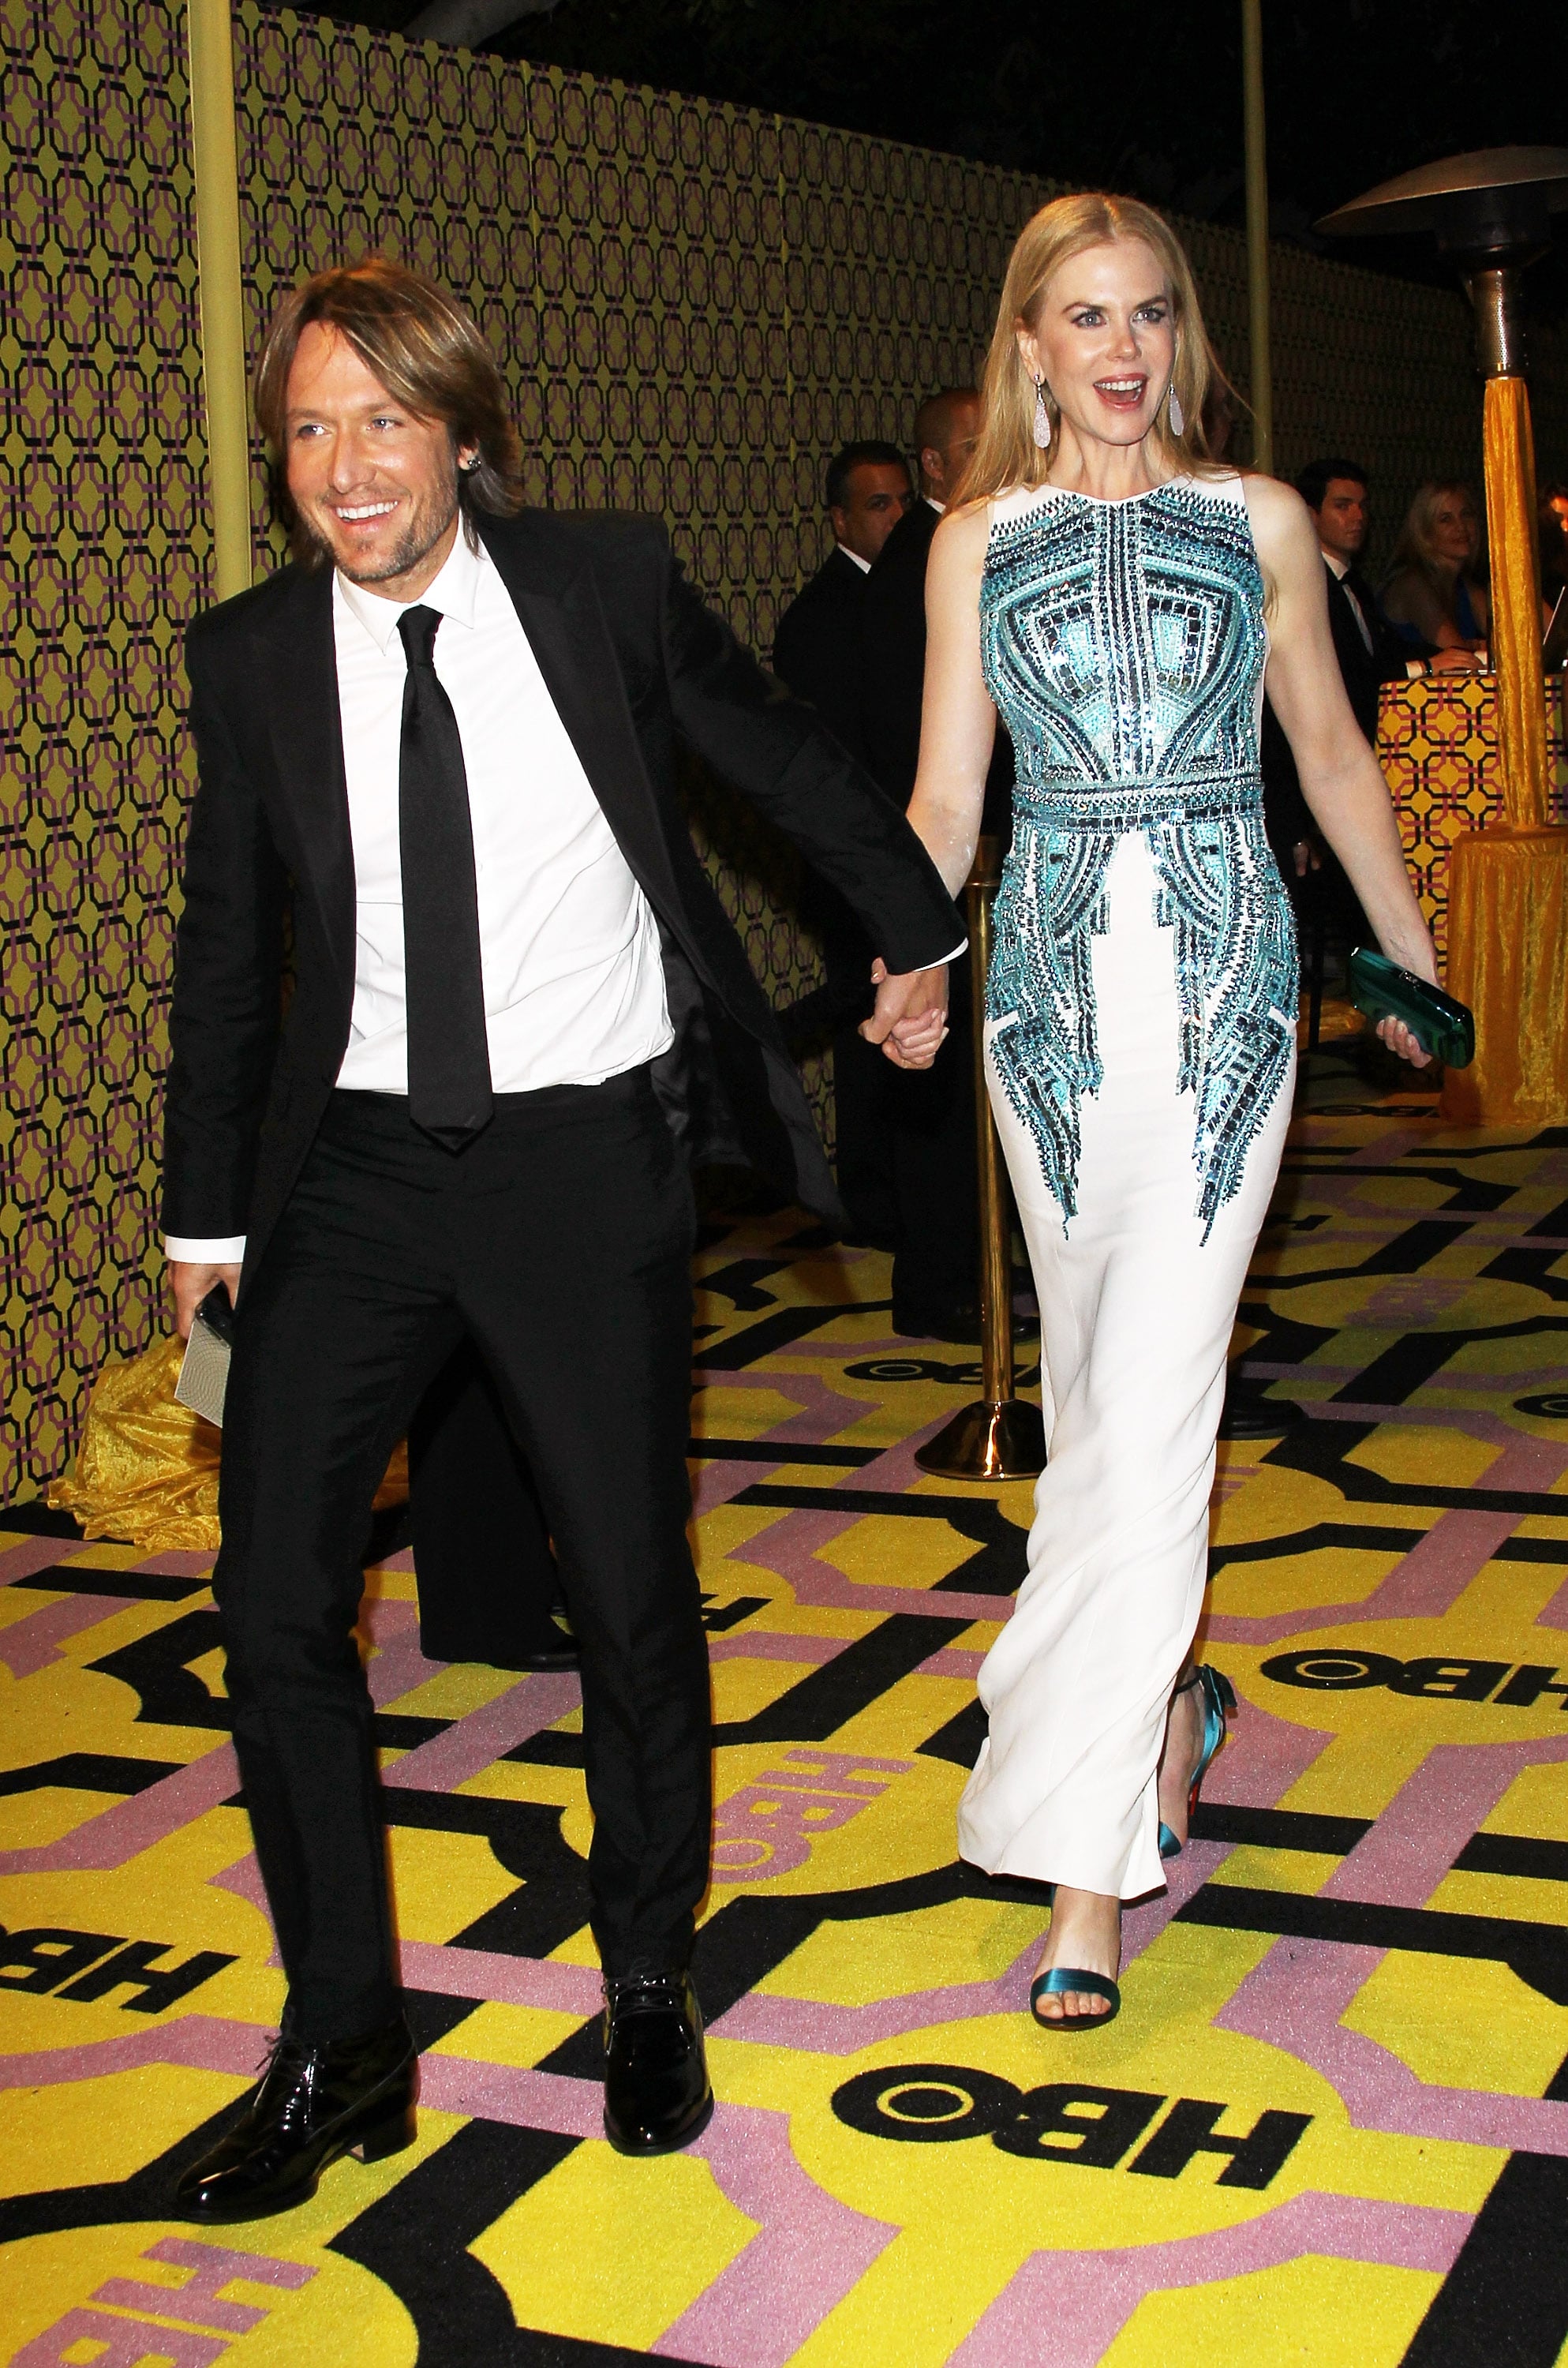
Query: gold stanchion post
[
  {"left": 915, "top": 837, "right": 1046, "bottom": 1482},
  {"left": 187, "top": 0, "right": 253, "bottom": 601}
]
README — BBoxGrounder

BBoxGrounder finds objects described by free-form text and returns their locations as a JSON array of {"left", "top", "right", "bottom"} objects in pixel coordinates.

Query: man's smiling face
[{"left": 283, "top": 320, "right": 473, "bottom": 601}]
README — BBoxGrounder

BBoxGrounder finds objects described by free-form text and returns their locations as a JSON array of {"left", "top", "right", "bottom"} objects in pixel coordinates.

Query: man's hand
[
  {"left": 1291, "top": 835, "right": 1322, "bottom": 879},
  {"left": 169, "top": 1261, "right": 241, "bottom": 1343},
  {"left": 860, "top": 961, "right": 950, "bottom": 1070}
]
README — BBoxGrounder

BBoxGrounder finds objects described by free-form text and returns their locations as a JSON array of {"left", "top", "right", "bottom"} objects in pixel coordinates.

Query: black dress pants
[
  {"left": 215, "top": 1071, "right": 709, "bottom": 2043},
  {"left": 408, "top": 1340, "right": 568, "bottom": 1668}
]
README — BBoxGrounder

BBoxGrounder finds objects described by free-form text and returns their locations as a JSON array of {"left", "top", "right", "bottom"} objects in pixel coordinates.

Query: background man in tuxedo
[
  {"left": 1262, "top": 456, "right": 1413, "bottom": 929},
  {"left": 773, "top": 440, "right": 913, "bottom": 1243},
  {"left": 859, "top": 390, "right": 1014, "bottom": 1339},
  {"left": 161, "top": 258, "right": 959, "bottom": 2220}
]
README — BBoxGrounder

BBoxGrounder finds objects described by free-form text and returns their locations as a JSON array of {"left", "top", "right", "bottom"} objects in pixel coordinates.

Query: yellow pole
[
  {"left": 1480, "top": 374, "right": 1548, "bottom": 830},
  {"left": 1241, "top": 0, "right": 1273, "bottom": 476},
  {"left": 186, "top": 0, "right": 253, "bottom": 600}
]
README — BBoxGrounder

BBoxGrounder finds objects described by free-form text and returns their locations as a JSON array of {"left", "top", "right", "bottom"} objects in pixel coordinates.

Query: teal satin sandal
[
  {"left": 1158, "top": 1663, "right": 1237, "bottom": 1860},
  {"left": 1030, "top": 1967, "right": 1121, "bottom": 2029}
]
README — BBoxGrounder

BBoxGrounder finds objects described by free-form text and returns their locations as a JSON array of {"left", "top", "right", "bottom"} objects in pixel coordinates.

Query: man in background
[
  {"left": 860, "top": 390, "right": 1014, "bottom": 1339},
  {"left": 774, "top": 440, "right": 914, "bottom": 1243},
  {"left": 773, "top": 439, "right": 912, "bottom": 759},
  {"left": 1263, "top": 457, "right": 1411, "bottom": 938}
]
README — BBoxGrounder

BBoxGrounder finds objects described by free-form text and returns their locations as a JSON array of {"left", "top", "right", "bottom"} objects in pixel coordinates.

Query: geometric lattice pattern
[
  {"left": 1378, "top": 675, "right": 1568, "bottom": 958},
  {"left": 9, "top": 0, "right": 1568, "bottom": 1506},
  {"left": 8, "top": 1071, "right": 1568, "bottom": 2362},
  {"left": 0, "top": 0, "right": 211, "bottom": 1504}
]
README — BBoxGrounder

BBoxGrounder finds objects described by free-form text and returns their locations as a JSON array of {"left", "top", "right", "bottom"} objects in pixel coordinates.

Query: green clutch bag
[{"left": 1348, "top": 947, "right": 1475, "bottom": 1069}]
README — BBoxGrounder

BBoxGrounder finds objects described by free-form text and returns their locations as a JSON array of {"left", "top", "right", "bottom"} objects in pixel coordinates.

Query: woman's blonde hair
[
  {"left": 960, "top": 192, "right": 1236, "bottom": 507},
  {"left": 1385, "top": 479, "right": 1487, "bottom": 599}
]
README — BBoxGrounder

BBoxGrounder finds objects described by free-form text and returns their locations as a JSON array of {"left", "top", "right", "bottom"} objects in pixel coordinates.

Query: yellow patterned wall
[
  {"left": 1, "top": 0, "right": 211, "bottom": 1502},
  {"left": 7, "top": 0, "right": 1568, "bottom": 1499}
]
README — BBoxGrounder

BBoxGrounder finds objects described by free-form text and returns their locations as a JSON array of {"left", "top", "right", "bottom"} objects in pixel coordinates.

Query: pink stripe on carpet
[
  {"left": 0, "top": 2014, "right": 268, "bottom": 2089},
  {"left": 653, "top": 2104, "right": 900, "bottom": 2368},
  {"left": 381, "top": 1672, "right": 582, "bottom": 1791},
  {"left": 0, "top": 1536, "right": 89, "bottom": 1586},
  {"left": 0, "top": 1593, "right": 135, "bottom": 1677},
  {"left": 1218, "top": 1935, "right": 1568, "bottom": 2156},
  {"left": 949, "top": 2191, "right": 1468, "bottom": 2367},
  {"left": 0, "top": 1746, "right": 238, "bottom": 1875},
  {"left": 1209, "top": 1433, "right": 1568, "bottom": 1647},
  {"left": 735, "top": 1505, "right": 1016, "bottom": 1625},
  {"left": 709, "top": 1632, "right": 844, "bottom": 1666},
  {"left": 397, "top": 1943, "right": 601, "bottom": 2014}
]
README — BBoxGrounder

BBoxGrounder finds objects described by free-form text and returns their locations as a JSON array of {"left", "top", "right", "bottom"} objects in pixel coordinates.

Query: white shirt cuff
[
  {"left": 164, "top": 1236, "right": 247, "bottom": 1265},
  {"left": 935, "top": 939, "right": 968, "bottom": 965}
]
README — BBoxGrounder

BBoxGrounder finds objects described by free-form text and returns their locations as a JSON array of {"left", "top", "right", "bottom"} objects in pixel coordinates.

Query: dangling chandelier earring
[
  {"left": 1033, "top": 373, "right": 1052, "bottom": 451},
  {"left": 1166, "top": 380, "right": 1185, "bottom": 437}
]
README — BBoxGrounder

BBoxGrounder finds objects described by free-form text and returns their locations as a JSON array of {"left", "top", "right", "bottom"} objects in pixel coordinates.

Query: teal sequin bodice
[{"left": 982, "top": 478, "right": 1297, "bottom": 1235}]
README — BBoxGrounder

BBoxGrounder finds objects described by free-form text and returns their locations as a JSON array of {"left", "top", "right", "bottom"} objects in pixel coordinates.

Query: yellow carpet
[{"left": 5, "top": 1065, "right": 1568, "bottom": 2365}]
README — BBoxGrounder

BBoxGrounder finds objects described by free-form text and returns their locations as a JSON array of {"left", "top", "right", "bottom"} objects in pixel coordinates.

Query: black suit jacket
[
  {"left": 772, "top": 545, "right": 868, "bottom": 763},
  {"left": 861, "top": 500, "right": 1013, "bottom": 829},
  {"left": 162, "top": 508, "right": 961, "bottom": 1273},
  {"left": 860, "top": 500, "right": 938, "bottom": 803},
  {"left": 1261, "top": 557, "right": 1409, "bottom": 860}
]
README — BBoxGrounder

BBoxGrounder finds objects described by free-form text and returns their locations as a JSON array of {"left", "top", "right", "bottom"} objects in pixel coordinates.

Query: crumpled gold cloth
[
  {"left": 48, "top": 1336, "right": 408, "bottom": 1553},
  {"left": 1440, "top": 824, "right": 1568, "bottom": 1127}
]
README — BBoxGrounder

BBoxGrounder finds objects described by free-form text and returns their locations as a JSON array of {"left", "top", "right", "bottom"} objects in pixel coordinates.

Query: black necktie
[{"left": 396, "top": 605, "right": 493, "bottom": 1148}]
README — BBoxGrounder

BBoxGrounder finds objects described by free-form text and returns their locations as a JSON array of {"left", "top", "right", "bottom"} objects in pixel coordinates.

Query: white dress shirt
[
  {"left": 836, "top": 543, "right": 871, "bottom": 575},
  {"left": 167, "top": 530, "right": 673, "bottom": 1262}
]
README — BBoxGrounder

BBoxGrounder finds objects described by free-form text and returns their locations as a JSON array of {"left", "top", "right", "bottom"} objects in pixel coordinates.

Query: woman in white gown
[{"left": 896, "top": 194, "right": 1437, "bottom": 2025}]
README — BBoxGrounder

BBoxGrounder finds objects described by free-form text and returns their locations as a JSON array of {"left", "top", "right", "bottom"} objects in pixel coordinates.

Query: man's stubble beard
[{"left": 301, "top": 481, "right": 461, "bottom": 586}]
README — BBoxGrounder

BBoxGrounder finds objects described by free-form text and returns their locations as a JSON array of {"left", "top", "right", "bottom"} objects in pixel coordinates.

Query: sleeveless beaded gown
[{"left": 957, "top": 474, "right": 1297, "bottom": 1902}]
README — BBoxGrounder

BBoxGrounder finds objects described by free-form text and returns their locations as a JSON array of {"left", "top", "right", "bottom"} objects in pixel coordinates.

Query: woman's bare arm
[
  {"left": 1246, "top": 475, "right": 1439, "bottom": 1066},
  {"left": 1248, "top": 478, "right": 1437, "bottom": 968},
  {"left": 903, "top": 500, "right": 997, "bottom": 896}
]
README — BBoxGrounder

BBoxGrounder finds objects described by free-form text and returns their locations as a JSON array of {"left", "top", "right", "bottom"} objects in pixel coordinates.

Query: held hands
[
  {"left": 860, "top": 960, "right": 950, "bottom": 1070},
  {"left": 168, "top": 1261, "right": 241, "bottom": 1343}
]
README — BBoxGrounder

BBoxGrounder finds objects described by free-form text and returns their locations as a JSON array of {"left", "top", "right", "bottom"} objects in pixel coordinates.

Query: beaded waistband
[{"left": 1012, "top": 774, "right": 1264, "bottom": 831}]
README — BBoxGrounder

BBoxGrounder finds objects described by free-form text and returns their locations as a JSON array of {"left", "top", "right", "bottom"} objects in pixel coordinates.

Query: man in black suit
[
  {"left": 1262, "top": 458, "right": 1413, "bottom": 927},
  {"left": 773, "top": 439, "right": 912, "bottom": 760},
  {"left": 773, "top": 440, "right": 913, "bottom": 1242},
  {"left": 161, "top": 260, "right": 960, "bottom": 2220},
  {"left": 860, "top": 390, "right": 1012, "bottom": 1339}
]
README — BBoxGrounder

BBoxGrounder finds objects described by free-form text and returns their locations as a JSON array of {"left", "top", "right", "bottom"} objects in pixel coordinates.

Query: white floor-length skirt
[{"left": 957, "top": 833, "right": 1294, "bottom": 1902}]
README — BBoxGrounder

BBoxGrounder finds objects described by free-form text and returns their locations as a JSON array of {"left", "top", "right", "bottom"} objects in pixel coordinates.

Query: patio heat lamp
[{"left": 1318, "top": 149, "right": 1568, "bottom": 1125}]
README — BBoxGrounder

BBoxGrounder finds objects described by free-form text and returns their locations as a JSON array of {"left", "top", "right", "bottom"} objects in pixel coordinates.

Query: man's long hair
[{"left": 253, "top": 256, "right": 526, "bottom": 567}]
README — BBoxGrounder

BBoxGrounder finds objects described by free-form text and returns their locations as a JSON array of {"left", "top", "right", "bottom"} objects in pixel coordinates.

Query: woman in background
[
  {"left": 903, "top": 192, "right": 1437, "bottom": 2027},
  {"left": 1382, "top": 481, "right": 1489, "bottom": 658}
]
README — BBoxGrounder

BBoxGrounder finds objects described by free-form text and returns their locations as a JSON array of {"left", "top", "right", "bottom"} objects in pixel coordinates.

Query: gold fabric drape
[
  {"left": 1439, "top": 824, "right": 1568, "bottom": 1126},
  {"left": 1432, "top": 375, "right": 1568, "bottom": 1126},
  {"left": 49, "top": 1336, "right": 409, "bottom": 1553},
  {"left": 1481, "top": 374, "right": 1549, "bottom": 828}
]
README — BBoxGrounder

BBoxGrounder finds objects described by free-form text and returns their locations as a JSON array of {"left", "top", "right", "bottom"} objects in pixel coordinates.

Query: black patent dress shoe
[
  {"left": 602, "top": 1971, "right": 714, "bottom": 2156},
  {"left": 175, "top": 2015, "right": 417, "bottom": 2222}
]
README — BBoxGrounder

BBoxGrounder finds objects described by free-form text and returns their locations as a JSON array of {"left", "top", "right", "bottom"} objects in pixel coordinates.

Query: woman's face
[
  {"left": 1016, "top": 239, "right": 1177, "bottom": 455},
  {"left": 1430, "top": 491, "right": 1478, "bottom": 568}
]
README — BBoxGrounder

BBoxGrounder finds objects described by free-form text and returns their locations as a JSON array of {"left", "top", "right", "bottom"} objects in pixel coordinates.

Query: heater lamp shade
[{"left": 1316, "top": 146, "right": 1568, "bottom": 260}]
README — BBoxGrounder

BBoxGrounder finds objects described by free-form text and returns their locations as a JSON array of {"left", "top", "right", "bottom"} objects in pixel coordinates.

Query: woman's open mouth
[{"left": 1093, "top": 376, "right": 1148, "bottom": 412}]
